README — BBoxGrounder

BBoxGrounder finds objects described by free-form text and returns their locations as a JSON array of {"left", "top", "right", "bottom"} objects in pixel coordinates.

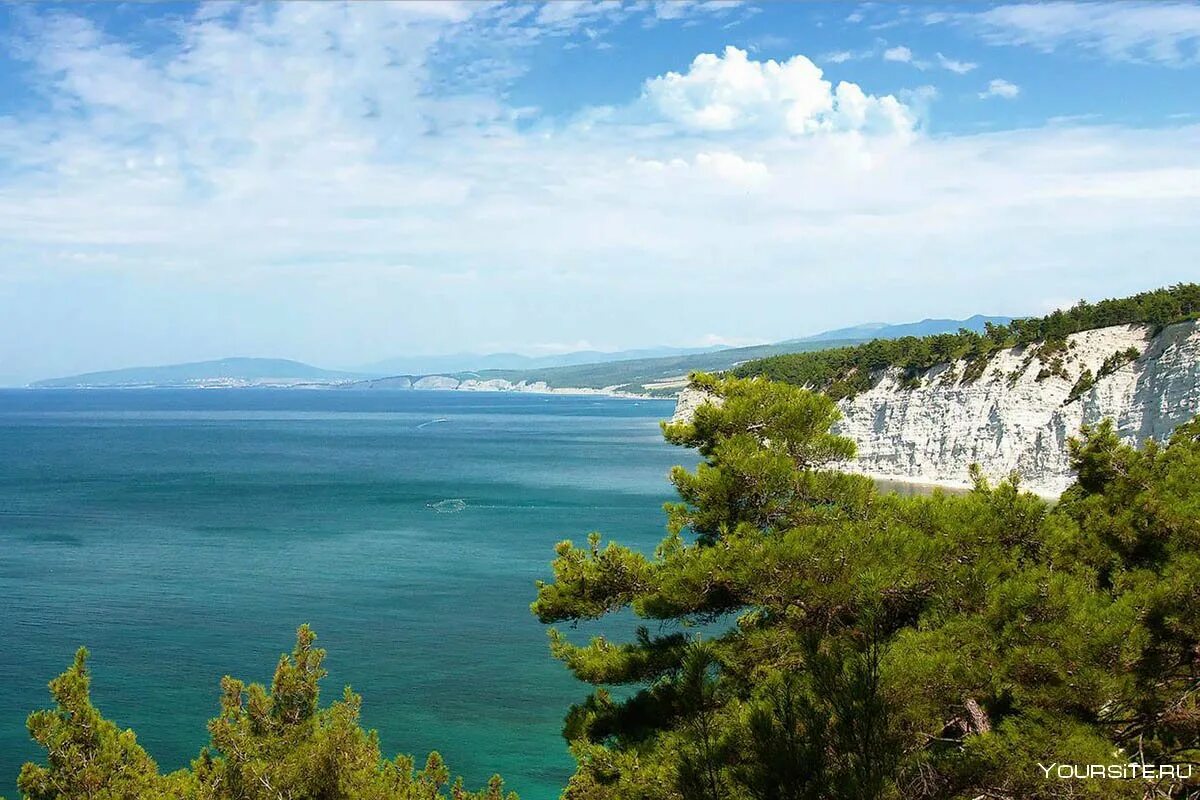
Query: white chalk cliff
[{"left": 674, "top": 320, "right": 1200, "bottom": 496}]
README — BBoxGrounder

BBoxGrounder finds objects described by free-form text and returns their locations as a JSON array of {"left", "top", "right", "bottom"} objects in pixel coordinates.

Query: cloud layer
[
  {"left": 950, "top": 1, "right": 1200, "bottom": 65},
  {"left": 0, "top": 2, "right": 1197, "bottom": 382}
]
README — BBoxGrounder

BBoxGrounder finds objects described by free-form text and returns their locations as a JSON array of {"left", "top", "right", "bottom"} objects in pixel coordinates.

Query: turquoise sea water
[{"left": 0, "top": 389, "right": 687, "bottom": 799}]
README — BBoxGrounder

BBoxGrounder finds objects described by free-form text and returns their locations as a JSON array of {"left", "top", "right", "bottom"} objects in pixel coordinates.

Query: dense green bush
[
  {"left": 734, "top": 283, "right": 1200, "bottom": 399},
  {"left": 535, "top": 374, "right": 1200, "bottom": 799},
  {"left": 14, "top": 627, "right": 516, "bottom": 800}
]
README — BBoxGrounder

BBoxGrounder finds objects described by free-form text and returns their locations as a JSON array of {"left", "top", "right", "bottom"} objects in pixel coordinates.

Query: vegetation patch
[
  {"left": 1034, "top": 357, "right": 1069, "bottom": 383},
  {"left": 533, "top": 374, "right": 1200, "bottom": 800},
  {"left": 15, "top": 627, "right": 516, "bottom": 800},
  {"left": 733, "top": 283, "right": 1200, "bottom": 399},
  {"left": 961, "top": 353, "right": 993, "bottom": 384},
  {"left": 1065, "top": 346, "right": 1142, "bottom": 405},
  {"left": 1067, "top": 367, "right": 1096, "bottom": 403},
  {"left": 1099, "top": 346, "right": 1142, "bottom": 379}
]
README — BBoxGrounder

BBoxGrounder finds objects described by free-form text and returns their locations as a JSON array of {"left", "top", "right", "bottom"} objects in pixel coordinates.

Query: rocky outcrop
[
  {"left": 412, "top": 375, "right": 462, "bottom": 390},
  {"left": 673, "top": 321, "right": 1200, "bottom": 496},
  {"left": 670, "top": 382, "right": 718, "bottom": 424}
]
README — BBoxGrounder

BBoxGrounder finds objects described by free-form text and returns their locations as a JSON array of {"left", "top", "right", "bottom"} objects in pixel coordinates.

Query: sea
[{"left": 0, "top": 389, "right": 689, "bottom": 800}]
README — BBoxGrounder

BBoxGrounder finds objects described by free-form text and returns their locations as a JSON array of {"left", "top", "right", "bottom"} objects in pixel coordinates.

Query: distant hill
[
  {"left": 359, "top": 345, "right": 730, "bottom": 376},
  {"left": 792, "top": 315, "right": 1012, "bottom": 343},
  {"left": 351, "top": 338, "right": 869, "bottom": 396},
  {"left": 33, "top": 358, "right": 364, "bottom": 388},
  {"left": 362, "top": 319, "right": 1007, "bottom": 376},
  {"left": 31, "top": 315, "right": 1014, "bottom": 393},
  {"left": 366, "top": 316, "right": 1015, "bottom": 394}
]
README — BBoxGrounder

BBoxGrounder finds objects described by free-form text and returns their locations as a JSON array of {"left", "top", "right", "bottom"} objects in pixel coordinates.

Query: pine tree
[
  {"left": 535, "top": 373, "right": 1200, "bottom": 799},
  {"left": 17, "top": 626, "right": 517, "bottom": 800}
]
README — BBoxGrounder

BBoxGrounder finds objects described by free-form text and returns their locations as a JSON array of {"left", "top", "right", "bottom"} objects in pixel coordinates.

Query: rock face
[
  {"left": 670, "top": 382, "right": 718, "bottom": 424},
  {"left": 673, "top": 321, "right": 1200, "bottom": 496}
]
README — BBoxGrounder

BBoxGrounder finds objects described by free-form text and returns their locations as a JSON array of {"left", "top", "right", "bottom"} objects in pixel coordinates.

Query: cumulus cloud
[
  {"left": 949, "top": 1, "right": 1200, "bottom": 66},
  {"left": 979, "top": 78, "right": 1021, "bottom": 99},
  {"left": 640, "top": 45, "right": 916, "bottom": 135}
]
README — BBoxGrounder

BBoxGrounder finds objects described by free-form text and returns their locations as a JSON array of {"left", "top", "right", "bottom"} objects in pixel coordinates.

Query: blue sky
[{"left": 0, "top": 1, "right": 1198, "bottom": 383}]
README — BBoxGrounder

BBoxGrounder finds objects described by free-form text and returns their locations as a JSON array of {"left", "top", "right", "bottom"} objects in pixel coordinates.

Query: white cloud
[
  {"left": 951, "top": 1, "right": 1200, "bottom": 65},
  {"left": 640, "top": 45, "right": 916, "bottom": 135},
  {"left": 651, "top": 0, "right": 744, "bottom": 22},
  {"left": 0, "top": 4, "right": 1197, "bottom": 380},
  {"left": 695, "top": 151, "right": 770, "bottom": 186},
  {"left": 883, "top": 44, "right": 933, "bottom": 70},
  {"left": 627, "top": 150, "right": 769, "bottom": 188},
  {"left": 698, "top": 333, "right": 767, "bottom": 347},
  {"left": 979, "top": 78, "right": 1021, "bottom": 99},
  {"left": 528, "top": 339, "right": 597, "bottom": 354},
  {"left": 534, "top": 1, "right": 609, "bottom": 27},
  {"left": 936, "top": 52, "right": 978, "bottom": 73}
]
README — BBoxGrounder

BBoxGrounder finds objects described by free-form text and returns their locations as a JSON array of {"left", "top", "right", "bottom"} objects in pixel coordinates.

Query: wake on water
[
  {"left": 427, "top": 498, "right": 467, "bottom": 513},
  {"left": 416, "top": 418, "right": 449, "bottom": 430}
]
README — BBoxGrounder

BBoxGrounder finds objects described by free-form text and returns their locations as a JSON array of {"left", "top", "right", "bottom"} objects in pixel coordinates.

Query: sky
[{"left": 0, "top": 1, "right": 1198, "bottom": 384}]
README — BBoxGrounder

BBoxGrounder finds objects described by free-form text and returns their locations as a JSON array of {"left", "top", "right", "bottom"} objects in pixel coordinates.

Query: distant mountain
[
  {"left": 351, "top": 338, "right": 870, "bottom": 396},
  {"left": 345, "top": 316, "right": 1015, "bottom": 396},
  {"left": 33, "top": 358, "right": 364, "bottom": 388},
  {"left": 795, "top": 315, "right": 1012, "bottom": 343},
  {"left": 31, "top": 315, "right": 1014, "bottom": 392},
  {"left": 359, "top": 345, "right": 730, "bottom": 376},
  {"left": 796, "top": 314, "right": 1012, "bottom": 343}
]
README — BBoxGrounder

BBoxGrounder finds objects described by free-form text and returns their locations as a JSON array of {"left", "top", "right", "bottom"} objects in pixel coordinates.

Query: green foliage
[
  {"left": 536, "top": 374, "right": 1200, "bottom": 799},
  {"left": 1034, "top": 340, "right": 1074, "bottom": 383},
  {"left": 1099, "top": 346, "right": 1142, "bottom": 379},
  {"left": 18, "top": 648, "right": 181, "bottom": 800},
  {"left": 17, "top": 626, "right": 515, "bottom": 800},
  {"left": 1067, "top": 367, "right": 1095, "bottom": 403},
  {"left": 658, "top": 374, "right": 865, "bottom": 544},
  {"left": 734, "top": 283, "right": 1200, "bottom": 399},
  {"left": 1067, "top": 346, "right": 1143, "bottom": 404}
]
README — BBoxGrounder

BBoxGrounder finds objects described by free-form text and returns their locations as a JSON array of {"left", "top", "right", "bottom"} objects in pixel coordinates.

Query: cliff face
[{"left": 675, "top": 321, "right": 1200, "bottom": 496}]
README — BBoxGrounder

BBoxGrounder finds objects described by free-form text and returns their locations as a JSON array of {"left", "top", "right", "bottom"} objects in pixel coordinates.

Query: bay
[{"left": 0, "top": 389, "right": 685, "bottom": 800}]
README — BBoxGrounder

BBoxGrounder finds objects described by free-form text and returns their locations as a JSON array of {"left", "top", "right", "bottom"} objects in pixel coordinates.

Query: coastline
[
  {"left": 851, "top": 468, "right": 1060, "bottom": 500},
  {"left": 18, "top": 382, "right": 674, "bottom": 402}
]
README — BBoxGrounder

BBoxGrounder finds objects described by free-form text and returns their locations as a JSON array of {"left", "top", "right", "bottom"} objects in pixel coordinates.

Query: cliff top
[{"left": 732, "top": 283, "right": 1200, "bottom": 399}]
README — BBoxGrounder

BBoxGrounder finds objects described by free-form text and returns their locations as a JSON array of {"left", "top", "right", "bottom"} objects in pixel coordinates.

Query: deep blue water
[{"left": 0, "top": 389, "right": 687, "bottom": 799}]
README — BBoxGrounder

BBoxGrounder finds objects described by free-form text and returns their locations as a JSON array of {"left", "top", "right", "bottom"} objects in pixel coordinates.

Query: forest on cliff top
[{"left": 734, "top": 283, "right": 1200, "bottom": 400}]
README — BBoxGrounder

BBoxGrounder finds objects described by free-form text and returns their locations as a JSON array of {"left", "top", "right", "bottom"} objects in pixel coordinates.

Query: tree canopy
[
  {"left": 534, "top": 374, "right": 1200, "bottom": 799},
  {"left": 14, "top": 626, "right": 517, "bottom": 800}
]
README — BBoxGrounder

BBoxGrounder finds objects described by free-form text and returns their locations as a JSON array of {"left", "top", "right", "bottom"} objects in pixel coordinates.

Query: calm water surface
[{"left": 0, "top": 389, "right": 686, "bottom": 799}]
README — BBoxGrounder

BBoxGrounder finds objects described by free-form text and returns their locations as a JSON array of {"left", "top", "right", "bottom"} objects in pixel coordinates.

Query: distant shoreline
[{"left": 16, "top": 383, "right": 675, "bottom": 401}]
